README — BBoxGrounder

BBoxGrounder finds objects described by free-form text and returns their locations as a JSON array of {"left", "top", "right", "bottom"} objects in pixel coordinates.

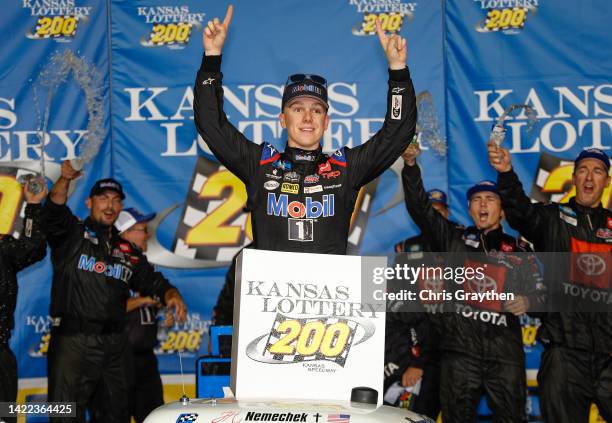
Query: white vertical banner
[{"left": 231, "top": 249, "right": 387, "bottom": 404}]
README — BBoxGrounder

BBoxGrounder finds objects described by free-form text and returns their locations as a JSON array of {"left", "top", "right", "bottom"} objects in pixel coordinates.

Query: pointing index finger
[
  {"left": 223, "top": 4, "right": 234, "bottom": 27},
  {"left": 375, "top": 17, "right": 386, "bottom": 47}
]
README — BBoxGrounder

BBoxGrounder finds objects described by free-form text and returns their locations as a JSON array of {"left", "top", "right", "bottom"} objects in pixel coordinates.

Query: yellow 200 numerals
[
  {"left": 268, "top": 319, "right": 351, "bottom": 358},
  {"left": 362, "top": 13, "right": 403, "bottom": 34},
  {"left": 485, "top": 8, "right": 527, "bottom": 31},
  {"left": 35, "top": 16, "right": 78, "bottom": 38},
  {"left": 160, "top": 330, "right": 202, "bottom": 353},
  {"left": 542, "top": 164, "right": 612, "bottom": 208},
  {"left": 185, "top": 170, "right": 253, "bottom": 246},
  {"left": 150, "top": 23, "right": 192, "bottom": 44},
  {"left": 0, "top": 175, "right": 23, "bottom": 235}
]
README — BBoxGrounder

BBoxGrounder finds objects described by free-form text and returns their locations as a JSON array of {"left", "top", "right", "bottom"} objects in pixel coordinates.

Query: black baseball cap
[
  {"left": 574, "top": 148, "right": 610, "bottom": 172},
  {"left": 466, "top": 180, "right": 499, "bottom": 201},
  {"left": 89, "top": 178, "right": 125, "bottom": 200},
  {"left": 282, "top": 74, "right": 328, "bottom": 110}
]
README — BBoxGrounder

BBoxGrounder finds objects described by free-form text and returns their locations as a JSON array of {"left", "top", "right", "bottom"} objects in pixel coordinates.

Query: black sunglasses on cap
[{"left": 286, "top": 74, "right": 327, "bottom": 87}]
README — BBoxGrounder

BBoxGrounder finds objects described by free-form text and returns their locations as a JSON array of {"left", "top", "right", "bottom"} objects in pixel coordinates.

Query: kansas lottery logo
[
  {"left": 474, "top": 0, "right": 539, "bottom": 35},
  {"left": 23, "top": 0, "right": 92, "bottom": 41},
  {"left": 138, "top": 5, "right": 205, "bottom": 49},
  {"left": 349, "top": 0, "right": 417, "bottom": 36}
]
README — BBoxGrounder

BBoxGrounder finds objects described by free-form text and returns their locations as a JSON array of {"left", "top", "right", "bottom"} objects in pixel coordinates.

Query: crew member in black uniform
[
  {"left": 0, "top": 180, "right": 47, "bottom": 423},
  {"left": 44, "top": 161, "right": 187, "bottom": 423},
  {"left": 395, "top": 188, "right": 449, "bottom": 253},
  {"left": 114, "top": 207, "right": 167, "bottom": 423},
  {"left": 402, "top": 143, "right": 544, "bottom": 423},
  {"left": 384, "top": 181, "right": 449, "bottom": 418},
  {"left": 489, "top": 142, "right": 612, "bottom": 423},
  {"left": 194, "top": 5, "right": 416, "bottom": 254}
]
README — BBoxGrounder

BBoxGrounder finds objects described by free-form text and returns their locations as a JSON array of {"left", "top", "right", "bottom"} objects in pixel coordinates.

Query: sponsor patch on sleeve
[{"left": 391, "top": 94, "right": 402, "bottom": 120}]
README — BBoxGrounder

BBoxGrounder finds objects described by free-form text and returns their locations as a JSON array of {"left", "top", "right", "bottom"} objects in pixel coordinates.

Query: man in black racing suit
[
  {"left": 383, "top": 187, "right": 449, "bottom": 418},
  {"left": 402, "top": 143, "right": 544, "bottom": 423},
  {"left": 489, "top": 142, "right": 612, "bottom": 422},
  {"left": 0, "top": 180, "right": 47, "bottom": 423},
  {"left": 193, "top": 5, "right": 416, "bottom": 254},
  {"left": 44, "top": 161, "right": 187, "bottom": 423}
]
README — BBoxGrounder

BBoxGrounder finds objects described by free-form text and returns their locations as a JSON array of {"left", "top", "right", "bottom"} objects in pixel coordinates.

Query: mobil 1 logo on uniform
[
  {"left": 289, "top": 218, "right": 313, "bottom": 242},
  {"left": 267, "top": 193, "right": 335, "bottom": 242}
]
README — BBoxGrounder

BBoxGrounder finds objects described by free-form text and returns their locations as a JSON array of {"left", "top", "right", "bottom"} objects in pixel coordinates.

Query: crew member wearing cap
[
  {"left": 382, "top": 174, "right": 452, "bottom": 418},
  {"left": 113, "top": 208, "right": 168, "bottom": 423},
  {"left": 401, "top": 143, "right": 544, "bottom": 422},
  {"left": 193, "top": 5, "right": 416, "bottom": 254},
  {"left": 43, "top": 161, "right": 187, "bottom": 423},
  {"left": 488, "top": 142, "right": 612, "bottom": 422},
  {"left": 0, "top": 180, "right": 47, "bottom": 423}
]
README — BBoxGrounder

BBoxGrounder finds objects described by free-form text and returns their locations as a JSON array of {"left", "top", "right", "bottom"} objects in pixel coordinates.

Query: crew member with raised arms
[
  {"left": 401, "top": 143, "right": 544, "bottom": 422},
  {"left": 488, "top": 141, "right": 612, "bottom": 422}
]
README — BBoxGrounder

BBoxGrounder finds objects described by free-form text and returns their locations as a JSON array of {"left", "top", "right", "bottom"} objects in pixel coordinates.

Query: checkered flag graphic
[
  {"left": 0, "top": 166, "right": 32, "bottom": 238},
  {"left": 347, "top": 179, "right": 379, "bottom": 254},
  {"left": 263, "top": 314, "right": 357, "bottom": 367},
  {"left": 175, "top": 413, "right": 198, "bottom": 423},
  {"left": 528, "top": 152, "right": 574, "bottom": 204},
  {"left": 173, "top": 156, "right": 251, "bottom": 262}
]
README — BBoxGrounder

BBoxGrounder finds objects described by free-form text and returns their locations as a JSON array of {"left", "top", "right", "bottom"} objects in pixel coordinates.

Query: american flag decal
[{"left": 327, "top": 414, "right": 350, "bottom": 423}]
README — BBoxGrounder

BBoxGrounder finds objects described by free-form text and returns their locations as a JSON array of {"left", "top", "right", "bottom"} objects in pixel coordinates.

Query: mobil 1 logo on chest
[{"left": 267, "top": 191, "right": 335, "bottom": 242}]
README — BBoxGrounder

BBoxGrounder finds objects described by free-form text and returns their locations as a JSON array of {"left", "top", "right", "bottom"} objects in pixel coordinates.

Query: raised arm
[
  {"left": 1, "top": 181, "right": 48, "bottom": 271},
  {"left": 49, "top": 160, "right": 81, "bottom": 206},
  {"left": 488, "top": 140, "right": 553, "bottom": 247},
  {"left": 44, "top": 160, "right": 81, "bottom": 246},
  {"left": 194, "top": 5, "right": 260, "bottom": 182},
  {"left": 345, "top": 18, "right": 417, "bottom": 188},
  {"left": 401, "top": 144, "right": 455, "bottom": 252}
]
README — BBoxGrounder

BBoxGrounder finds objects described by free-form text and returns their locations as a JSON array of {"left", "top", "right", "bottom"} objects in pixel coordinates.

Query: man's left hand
[{"left": 375, "top": 18, "right": 407, "bottom": 70}]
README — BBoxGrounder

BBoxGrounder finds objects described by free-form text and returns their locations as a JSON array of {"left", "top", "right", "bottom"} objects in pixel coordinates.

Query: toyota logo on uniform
[
  {"left": 467, "top": 275, "right": 498, "bottom": 294},
  {"left": 576, "top": 254, "right": 607, "bottom": 276}
]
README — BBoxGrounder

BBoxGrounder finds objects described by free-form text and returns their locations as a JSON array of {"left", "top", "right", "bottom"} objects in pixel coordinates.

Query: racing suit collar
[
  {"left": 84, "top": 217, "right": 121, "bottom": 240},
  {"left": 568, "top": 196, "right": 604, "bottom": 215},
  {"left": 481, "top": 226, "right": 505, "bottom": 248},
  {"left": 466, "top": 225, "right": 505, "bottom": 251},
  {"left": 283, "top": 145, "right": 323, "bottom": 164}
]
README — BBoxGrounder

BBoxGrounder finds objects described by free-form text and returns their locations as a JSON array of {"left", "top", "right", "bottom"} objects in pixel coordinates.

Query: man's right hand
[
  {"left": 401, "top": 143, "right": 420, "bottom": 166},
  {"left": 202, "top": 5, "right": 233, "bottom": 56},
  {"left": 61, "top": 160, "right": 82, "bottom": 181},
  {"left": 24, "top": 177, "right": 48, "bottom": 204},
  {"left": 49, "top": 160, "right": 82, "bottom": 205},
  {"left": 487, "top": 140, "right": 512, "bottom": 173}
]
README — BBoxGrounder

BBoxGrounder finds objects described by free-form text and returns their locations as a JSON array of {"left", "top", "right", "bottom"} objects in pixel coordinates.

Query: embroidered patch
[{"left": 391, "top": 94, "right": 402, "bottom": 120}]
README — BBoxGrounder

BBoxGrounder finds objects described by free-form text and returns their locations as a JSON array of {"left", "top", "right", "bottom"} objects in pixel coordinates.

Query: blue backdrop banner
[{"left": 1, "top": 1, "right": 609, "bottom": 420}]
